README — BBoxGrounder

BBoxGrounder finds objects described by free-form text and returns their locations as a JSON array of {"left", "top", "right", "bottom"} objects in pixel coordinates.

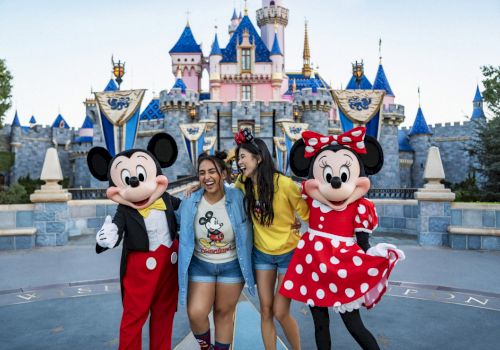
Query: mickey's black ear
[
  {"left": 87, "top": 147, "right": 112, "bottom": 181},
  {"left": 147, "top": 133, "right": 178, "bottom": 168},
  {"left": 359, "top": 136, "right": 384, "bottom": 175},
  {"left": 289, "top": 139, "right": 311, "bottom": 178}
]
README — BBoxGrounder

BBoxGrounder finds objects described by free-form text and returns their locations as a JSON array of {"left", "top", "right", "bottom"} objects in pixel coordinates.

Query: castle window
[
  {"left": 270, "top": 1, "right": 275, "bottom": 5},
  {"left": 241, "top": 49, "right": 251, "bottom": 72},
  {"left": 242, "top": 85, "right": 251, "bottom": 101}
]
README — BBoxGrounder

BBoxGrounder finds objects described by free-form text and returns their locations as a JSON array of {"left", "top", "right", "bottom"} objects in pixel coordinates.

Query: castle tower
[
  {"left": 471, "top": 85, "right": 486, "bottom": 120},
  {"left": 9, "top": 111, "right": 22, "bottom": 183},
  {"left": 408, "top": 106, "right": 432, "bottom": 188},
  {"left": 169, "top": 22, "right": 203, "bottom": 92},
  {"left": 228, "top": 8, "right": 241, "bottom": 36},
  {"left": 159, "top": 75, "right": 200, "bottom": 179},
  {"left": 371, "top": 59, "right": 404, "bottom": 188},
  {"left": 209, "top": 33, "right": 223, "bottom": 101},
  {"left": 270, "top": 30, "right": 284, "bottom": 100},
  {"left": 294, "top": 87, "right": 333, "bottom": 133},
  {"left": 257, "top": 0, "right": 289, "bottom": 65}
]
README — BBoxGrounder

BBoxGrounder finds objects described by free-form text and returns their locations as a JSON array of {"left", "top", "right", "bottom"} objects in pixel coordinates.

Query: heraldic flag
[
  {"left": 95, "top": 89, "right": 146, "bottom": 156},
  {"left": 332, "top": 90, "right": 385, "bottom": 139}
]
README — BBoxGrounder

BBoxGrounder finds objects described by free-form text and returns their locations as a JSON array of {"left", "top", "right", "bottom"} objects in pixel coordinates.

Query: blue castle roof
[
  {"left": 210, "top": 34, "right": 222, "bottom": 56},
  {"left": 231, "top": 8, "right": 238, "bottom": 20},
  {"left": 29, "top": 116, "right": 37, "bottom": 124},
  {"left": 140, "top": 98, "right": 163, "bottom": 120},
  {"left": 473, "top": 85, "right": 483, "bottom": 102},
  {"left": 398, "top": 130, "right": 413, "bottom": 152},
  {"left": 346, "top": 74, "right": 373, "bottom": 90},
  {"left": 169, "top": 25, "right": 202, "bottom": 54},
  {"left": 51, "top": 114, "right": 70, "bottom": 129},
  {"left": 172, "top": 77, "right": 187, "bottom": 93},
  {"left": 270, "top": 33, "right": 282, "bottom": 56},
  {"left": 408, "top": 107, "right": 432, "bottom": 136},
  {"left": 104, "top": 79, "right": 118, "bottom": 92},
  {"left": 12, "top": 111, "right": 21, "bottom": 127},
  {"left": 373, "top": 64, "right": 394, "bottom": 96},
  {"left": 221, "top": 15, "right": 271, "bottom": 63},
  {"left": 285, "top": 72, "right": 330, "bottom": 94},
  {"left": 81, "top": 115, "right": 93, "bottom": 128}
]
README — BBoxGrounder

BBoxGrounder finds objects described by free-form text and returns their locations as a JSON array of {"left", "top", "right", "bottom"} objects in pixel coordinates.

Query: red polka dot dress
[{"left": 280, "top": 187, "right": 401, "bottom": 312}]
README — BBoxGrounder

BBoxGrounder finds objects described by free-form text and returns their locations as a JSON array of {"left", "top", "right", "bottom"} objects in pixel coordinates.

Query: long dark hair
[{"left": 236, "top": 138, "right": 280, "bottom": 226}]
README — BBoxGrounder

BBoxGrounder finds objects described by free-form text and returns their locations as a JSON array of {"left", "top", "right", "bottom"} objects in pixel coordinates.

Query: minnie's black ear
[
  {"left": 359, "top": 136, "right": 384, "bottom": 175},
  {"left": 147, "top": 133, "right": 178, "bottom": 168},
  {"left": 289, "top": 139, "right": 311, "bottom": 178},
  {"left": 87, "top": 147, "right": 112, "bottom": 181}
]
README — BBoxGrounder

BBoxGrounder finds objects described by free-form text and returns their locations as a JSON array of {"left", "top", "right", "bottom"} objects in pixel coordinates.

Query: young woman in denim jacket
[{"left": 177, "top": 152, "right": 255, "bottom": 350}]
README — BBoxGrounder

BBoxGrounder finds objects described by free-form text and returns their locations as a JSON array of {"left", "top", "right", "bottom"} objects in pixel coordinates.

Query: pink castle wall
[{"left": 182, "top": 68, "right": 199, "bottom": 91}]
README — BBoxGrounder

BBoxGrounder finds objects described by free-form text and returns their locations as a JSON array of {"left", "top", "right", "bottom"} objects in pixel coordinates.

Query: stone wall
[
  {"left": 448, "top": 203, "right": 500, "bottom": 250},
  {"left": 372, "top": 199, "right": 418, "bottom": 235},
  {"left": 0, "top": 204, "right": 35, "bottom": 250}
]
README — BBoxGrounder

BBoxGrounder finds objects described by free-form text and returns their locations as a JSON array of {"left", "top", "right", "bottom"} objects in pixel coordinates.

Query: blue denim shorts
[
  {"left": 188, "top": 255, "right": 244, "bottom": 284},
  {"left": 252, "top": 248, "right": 295, "bottom": 275}
]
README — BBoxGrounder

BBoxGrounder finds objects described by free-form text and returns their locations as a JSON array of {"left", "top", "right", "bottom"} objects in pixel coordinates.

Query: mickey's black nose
[
  {"left": 330, "top": 176, "right": 342, "bottom": 189},
  {"left": 129, "top": 176, "right": 140, "bottom": 188}
]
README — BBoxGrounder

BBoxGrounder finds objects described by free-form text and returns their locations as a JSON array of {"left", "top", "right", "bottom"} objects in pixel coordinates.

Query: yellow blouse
[{"left": 235, "top": 173, "right": 309, "bottom": 255}]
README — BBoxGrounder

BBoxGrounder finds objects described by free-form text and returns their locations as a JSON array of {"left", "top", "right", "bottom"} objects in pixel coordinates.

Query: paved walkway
[{"left": 1, "top": 233, "right": 500, "bottom": 349}]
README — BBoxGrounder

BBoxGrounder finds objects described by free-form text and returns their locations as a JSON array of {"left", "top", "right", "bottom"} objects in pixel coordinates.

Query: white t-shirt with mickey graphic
[{"left": 194, "top": 196, "right": 237, "bottom": 264}]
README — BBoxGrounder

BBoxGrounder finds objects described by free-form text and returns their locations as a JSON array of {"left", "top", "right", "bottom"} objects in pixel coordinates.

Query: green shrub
[{"left": 0, "top": 184, "right": 29, "bottom": 203}]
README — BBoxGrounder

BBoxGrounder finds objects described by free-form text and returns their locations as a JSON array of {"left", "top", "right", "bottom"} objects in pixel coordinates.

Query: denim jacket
[{"left": 177, "top": 186, "right": 255, "bottom": 305}]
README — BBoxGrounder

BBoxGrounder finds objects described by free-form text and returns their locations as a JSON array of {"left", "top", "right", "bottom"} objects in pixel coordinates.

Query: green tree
[
  {"left": 474, "top": 66, "right": 500, "bottom": 201},
  {"left": 0, "top": 59, "right": 13, "bottom": 128}
]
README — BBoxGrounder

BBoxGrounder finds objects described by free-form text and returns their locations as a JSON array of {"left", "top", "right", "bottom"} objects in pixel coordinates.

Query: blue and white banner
[
  {"left": 95, "top": 89, "right": 146, "bottom": 156},
  {"left": 281, "top": 122, "right": 309, "bottom": 172},
  {"left": 179, "top": 123, "right": 207, "bottom": 169},
  {"left": 332, "top": 90, "right": 384, "bottom": 139},
  {"left": 203, "top": 137, "right": 217, "bottom": 156}
]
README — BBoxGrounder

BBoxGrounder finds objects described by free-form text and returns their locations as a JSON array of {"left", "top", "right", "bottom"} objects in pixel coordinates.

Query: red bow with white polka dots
[{"left": 302, "top": 127, "right": 367, "bottom": 158}]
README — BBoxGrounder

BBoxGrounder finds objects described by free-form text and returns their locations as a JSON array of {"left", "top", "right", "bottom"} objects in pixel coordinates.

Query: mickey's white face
[
  {"left": 305, "top": 148, "right": 370, "bottom": 211},
  {"left": 106, "top": 151, "right": 168, "bottom": 209}
]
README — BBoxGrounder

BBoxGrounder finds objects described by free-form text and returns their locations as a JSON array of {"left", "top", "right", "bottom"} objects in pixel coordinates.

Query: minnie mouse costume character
[
  {"left": 87, "top": 133, "right": 180, "bottom": 350},
  {"left": 279, "top": 127, "right": 405, "bottom": 350}
]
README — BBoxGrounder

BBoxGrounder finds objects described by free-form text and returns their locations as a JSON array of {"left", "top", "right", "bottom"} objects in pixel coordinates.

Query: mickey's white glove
[
  {"left": 96, "top": 215, "right": 119, "bottom": 249},
  {"left": 367, "top": 243, "right": 406, "bottom": 261}
]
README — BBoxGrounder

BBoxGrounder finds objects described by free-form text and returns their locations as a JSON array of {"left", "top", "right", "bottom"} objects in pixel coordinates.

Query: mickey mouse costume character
[
  {"left": 87, "top": 133, "right": 180, "bottom": 350},
  {"left": 279, "top": 127, "right": 405, "bottom": 350}
]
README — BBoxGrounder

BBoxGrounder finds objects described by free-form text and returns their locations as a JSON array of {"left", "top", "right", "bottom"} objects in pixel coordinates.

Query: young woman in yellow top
[{"left": 234, "top": 128, "right": 309, "bottom": 350}]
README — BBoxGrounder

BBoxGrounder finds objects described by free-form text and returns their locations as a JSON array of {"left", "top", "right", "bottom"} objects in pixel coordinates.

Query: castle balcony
[{"left": 256, "top": 6, "right": 289, "bottom": 26}]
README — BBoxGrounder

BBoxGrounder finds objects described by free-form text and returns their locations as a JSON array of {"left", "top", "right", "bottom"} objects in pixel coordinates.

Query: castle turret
[
  {"left": 228, "top": 8, "right": 240, "bottom": 36},
  {"left": 370, "top": 58, "right": 404, "bottom": 188},
  {"left": 471, "top": 85, "right": 486, "bottom": 120},
  {"left": 257, "top": 0, "right": 288, "bottom": 65},
  {"left": 29, "top": 115, "right": 37, "bottom": 128},
  {"left": 270, "top": 31, "right": 283, "bottom": 100},
  {"left": 209, "top": 33, "right": 223, "bottom": 101},
  {"left": 294, "top": 87, "right": 333, "bottom": 133},
  {"left": 169, "top": 22, "right": 203, "bottom": 92},
  {"left": 159, "top": 75, "right": 199, "bottom": 179},
  {"left": 408, "top": 106, "right": 432, "bottom": 188}
]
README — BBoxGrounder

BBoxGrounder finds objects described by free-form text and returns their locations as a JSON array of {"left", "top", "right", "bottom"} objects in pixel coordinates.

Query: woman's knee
[
  {"left": 214, "top": 304, "right": 235, "bottom": 321},
  {"left": 260, "top": 304, "right": 274, "bottom": 320},
  {"left": 273, "top": 304, "right": 290, "bottom": 323},
  {"left": 187, "top": 304, "right": 209, "bottom": 323}
]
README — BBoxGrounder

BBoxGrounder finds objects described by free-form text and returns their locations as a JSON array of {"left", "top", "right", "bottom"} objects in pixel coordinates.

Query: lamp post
[
  {"left": 112, "top": 56, "right": 125, "bottom": 89},
  {"left": 352, "top": 60, "right": 364, "bottom": 89}
]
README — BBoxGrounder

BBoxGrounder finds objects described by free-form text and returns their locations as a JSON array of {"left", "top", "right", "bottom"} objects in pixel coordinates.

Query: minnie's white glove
[
  {"left": 367, "top": 243, "right": 406, "bottom": 261},
  {"left": 96, "top": 215, "right": 119, "bottom": 249}
]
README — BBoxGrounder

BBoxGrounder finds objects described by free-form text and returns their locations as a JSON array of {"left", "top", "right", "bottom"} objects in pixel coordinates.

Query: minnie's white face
[
  {"left": 106, "top": 151, "right": 168, "bottom": 209},
  {"left": 305, "top": 148, "right": 370, "bottom": 211}
]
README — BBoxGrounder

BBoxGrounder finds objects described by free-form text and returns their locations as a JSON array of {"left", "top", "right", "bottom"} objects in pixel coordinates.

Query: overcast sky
[{"left": 1, "top": 0, "right": 499, "bottom": 128}]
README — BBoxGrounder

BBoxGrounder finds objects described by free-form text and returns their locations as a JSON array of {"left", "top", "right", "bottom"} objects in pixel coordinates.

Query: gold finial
[
  {"left": 186, "top": 10, "right": 191, "bottom": 27},
  {"left": 379, "top": 37, "right": 382, "bottom": 64},
  {"left": 292, "top": 79, "right": 297, "bottom": 93},
  {"left": 244, "top": 0, "right": 248, "bottom": 16},
  {"left": 302, "top": 19, "right": 312, "bottom": 78},
  {"left": 418, "top": 86, "right": 421, "bottom": 107}
]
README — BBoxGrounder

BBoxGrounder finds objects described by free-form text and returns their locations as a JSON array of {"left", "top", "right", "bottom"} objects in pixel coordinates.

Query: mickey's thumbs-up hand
[{"left": 96, "top": 215, "right": 119, "bottom": 249}]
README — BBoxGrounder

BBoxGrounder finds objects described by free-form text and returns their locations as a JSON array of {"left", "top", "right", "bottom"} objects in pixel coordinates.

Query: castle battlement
[{"left": 159, "top": 89, "right": 199, "bottom": 111}]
